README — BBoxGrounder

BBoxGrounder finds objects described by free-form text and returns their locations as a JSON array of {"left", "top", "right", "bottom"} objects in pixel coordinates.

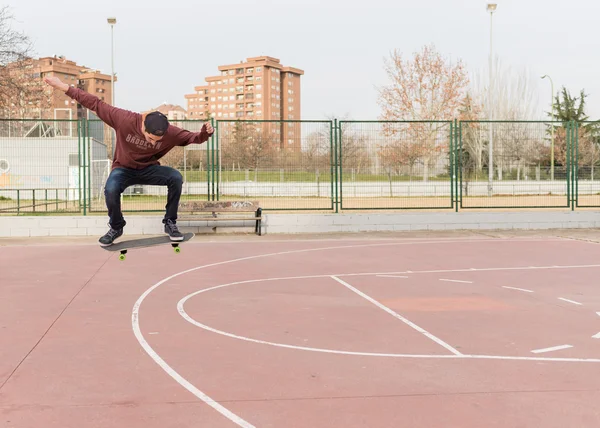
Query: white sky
[{"left": 5, "top": 0, "right": 600, "bottom": 120}]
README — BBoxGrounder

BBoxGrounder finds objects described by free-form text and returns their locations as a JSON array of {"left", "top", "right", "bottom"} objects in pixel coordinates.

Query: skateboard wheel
[
  {"left": 119, "top": 254, "right": 126, "bottom": 261},
  {"left": 174, "top": 247, "right": 181, "bottom": 253}
]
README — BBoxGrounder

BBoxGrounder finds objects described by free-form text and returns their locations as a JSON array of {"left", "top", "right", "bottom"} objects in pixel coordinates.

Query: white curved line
[
  {"left": 176, "top": 275, "right": 600, "bottom": 364},
  {"left": 133, "top": 238, "right": 600, "bottom": 427}
]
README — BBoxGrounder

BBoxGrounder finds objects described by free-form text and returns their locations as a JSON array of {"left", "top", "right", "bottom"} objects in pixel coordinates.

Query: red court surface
[{"left": 2, "top": 230, "right": 600, "bottom": 427}]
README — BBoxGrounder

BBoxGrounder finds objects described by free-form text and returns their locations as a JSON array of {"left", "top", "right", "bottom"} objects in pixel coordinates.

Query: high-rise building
[{"left": 185, "top": 56, "right": 303, "bottom": 150}]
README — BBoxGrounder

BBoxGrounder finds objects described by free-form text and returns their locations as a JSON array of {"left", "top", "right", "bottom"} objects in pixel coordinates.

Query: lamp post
[
  {"left": 107, "top": 17, "right": 116, "bottom": 158},
  {"left": 541, "top": 75, "right": 555, "bottom": 181},
  {"left": 487, "top": 3, "right": 497, "bottom": 196}
]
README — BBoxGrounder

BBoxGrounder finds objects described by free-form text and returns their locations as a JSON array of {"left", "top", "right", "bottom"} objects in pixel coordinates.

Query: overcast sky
[{"left": 5, "top": 0, "right": 600, "bottom": 121}]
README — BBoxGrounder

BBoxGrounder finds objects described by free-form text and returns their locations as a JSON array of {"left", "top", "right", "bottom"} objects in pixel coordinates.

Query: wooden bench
[{"left": 177, "top": 200, "right": 263, "bottom": 235}]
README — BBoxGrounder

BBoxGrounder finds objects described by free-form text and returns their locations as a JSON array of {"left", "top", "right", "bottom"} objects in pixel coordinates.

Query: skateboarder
[{"left": 43, "top": 76, "right": 214, "bottom": 246}]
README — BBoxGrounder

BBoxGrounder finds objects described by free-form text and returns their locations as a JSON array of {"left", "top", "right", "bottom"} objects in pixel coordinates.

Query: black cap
[{"left": 144, "top": 111, "right": 169, "bottom": 136}]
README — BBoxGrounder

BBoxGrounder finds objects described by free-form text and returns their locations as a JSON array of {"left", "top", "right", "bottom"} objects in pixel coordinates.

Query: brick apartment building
[
  {"left": 185, "top": 56, "right": 303, "bottom": 151},
  {"left": 143, "top": 103, "right": 187, "bottom": 121},
  {"left": 4, "top": 55, "right": 114, "bottom": 121}
]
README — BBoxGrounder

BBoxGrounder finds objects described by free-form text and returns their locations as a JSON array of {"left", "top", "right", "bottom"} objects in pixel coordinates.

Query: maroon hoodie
[{"left": 65, "top": 87, "right": 212, "bottom": 170}]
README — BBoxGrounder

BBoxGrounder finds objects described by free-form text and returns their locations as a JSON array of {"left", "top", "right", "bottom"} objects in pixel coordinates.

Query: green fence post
[
  {"left": 82, "top": 119, "right": 87, "bottom": 216},
  {"left": 458, "top": 120, "right": 463, "bottom": 211},
  {"left": 216, "top": 118, "right": 220, "bottom": 201},
  {"left": 566, "top": 121, "right": 571, "bottom": 210},
  {"left": 329, "top": 120, "right": 335, "bottom": 212},
  {"left": 77, "top": 119, "right": 82, "bottom": 212},
  {"left": 87, "top": 119, "right": 92, "bottom": 215},
  {"left": 450, "top": 120, "right": 454, "bottom": 212},
  {"left": 575, "top": 120, "right": 579, "bottom": 210}
]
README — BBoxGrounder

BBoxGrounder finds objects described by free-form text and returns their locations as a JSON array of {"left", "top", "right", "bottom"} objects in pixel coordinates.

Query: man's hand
[
  {"left": 43, "top": 76, "right": 69, "bottom": 93},
  {"left": 204, "top": 121, "right": 214, "bottom": 134}
]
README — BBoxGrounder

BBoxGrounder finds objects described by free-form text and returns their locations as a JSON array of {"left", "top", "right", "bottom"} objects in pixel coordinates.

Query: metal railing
[{"left": 1, "top": 118, "right": 599, "bottom": 215}]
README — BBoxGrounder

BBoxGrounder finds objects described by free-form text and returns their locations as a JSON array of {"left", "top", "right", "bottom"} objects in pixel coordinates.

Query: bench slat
[{"left": 179, "top": 200, "right": 260, "bottom": 212}]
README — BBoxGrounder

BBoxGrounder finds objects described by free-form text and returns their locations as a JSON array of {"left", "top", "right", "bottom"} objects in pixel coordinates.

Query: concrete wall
[{"left": 1, "top": 211, "right": 600, "bottom": 238}]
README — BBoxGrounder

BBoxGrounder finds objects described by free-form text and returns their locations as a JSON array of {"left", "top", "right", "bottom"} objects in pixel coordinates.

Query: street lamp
[
  {"left": 487, "top": 3, "right": 497, "bottom": 196},
  {"left": 107, "top": 17, "right": 116, "bottom": 158},
  {"left": 107, "top": 17, "right": 116, "bottom": 106},
  {"left": 541, "top": 75, "right": 555, "bottom": 181}
]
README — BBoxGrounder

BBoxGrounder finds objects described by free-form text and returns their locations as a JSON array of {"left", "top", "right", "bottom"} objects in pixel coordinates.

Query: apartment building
[
  {"left": 4, "top": 55, "right": 114, "bottom": 121},
  {"left": 185, "top": 56, "right": 303, "bottom": 151},
  {"left": 144, "top": 103, "right": 187, "bottom": 121}
]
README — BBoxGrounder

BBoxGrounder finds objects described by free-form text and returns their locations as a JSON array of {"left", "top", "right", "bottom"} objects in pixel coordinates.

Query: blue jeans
[{"left": 104, "top": 165, "right": 183, "bottom": 230}]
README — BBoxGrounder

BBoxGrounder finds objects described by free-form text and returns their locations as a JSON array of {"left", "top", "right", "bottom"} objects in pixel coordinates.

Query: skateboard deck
[{"left": 101, "top": 233, "right": 194, "bottom": 260}]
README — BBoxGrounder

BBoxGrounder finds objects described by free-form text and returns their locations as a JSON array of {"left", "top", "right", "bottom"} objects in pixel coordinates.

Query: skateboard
[{"left": 101, "top": 233, "right": 195, "bottom": 261}]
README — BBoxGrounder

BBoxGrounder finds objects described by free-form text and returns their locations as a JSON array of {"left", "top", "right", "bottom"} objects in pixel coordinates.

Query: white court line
[
  {"left": 531, "top": 345, "right": 573, "bottom": 354},
  {"left": 558, "top": 298, "right": 583, "bottom": 306},
  {"left": 330, "top": 276, "right": 462, "bottom": 356},
  {"left": 440, "top": 279, "right": 473, "bottom": 284},
  {"left": 133, "top": 239, "right": 600, "bottom": 426},
  {"left": 502, "top": 286, "right": 534, "bottom": 293},
  {"left": 178, "top": 291, "right": 600, "bottom": 363},
  {"left": 597, "top": 312, "right": 600, "bottom": 317},
  {"left": 376, "top": 275, "right": 409, "bottom": 279},
  {"left": 592, "top": 332, "right": 600, "bottom": 339}
]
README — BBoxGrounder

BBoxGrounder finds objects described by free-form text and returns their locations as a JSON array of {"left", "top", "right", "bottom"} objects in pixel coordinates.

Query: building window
[
  {"left": 256, "top": 110, "right": 262, "bottom": 116},
  {"left": 288, "top": 106, "right": 293, "bottom": 111},
  {"left": 256, "top": 94, "right": 262, "bottom": 99},
  {"left": 247, "top": 68, "right": 254, "bottom": 73},
  {"left": 228, "top": 70, "right": 234, "bottom": 75},
  {"left": 256, "top": 67, "right": 262, "bottom": 73},
  {"left": 288, "top": 139, "right": 293, "bottom": 145}
]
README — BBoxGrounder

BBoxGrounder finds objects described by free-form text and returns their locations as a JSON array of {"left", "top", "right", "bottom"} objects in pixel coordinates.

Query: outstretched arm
[
  {"left": 43, "top": 76, "right": 134, "bottom": 129},
  {"left": 173, "top": 122, "right": 215, "bottom": 146}
]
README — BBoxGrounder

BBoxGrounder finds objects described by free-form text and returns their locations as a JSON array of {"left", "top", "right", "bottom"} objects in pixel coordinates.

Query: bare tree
[
  {"left": 0, "top": 7, "right": 48, "bottom": 116},
  {"left": 471, "top": 58, "right": 542, "bottom": 180},
  {"left": 377, "top": 44, "right": 469, "bottom": 180}
]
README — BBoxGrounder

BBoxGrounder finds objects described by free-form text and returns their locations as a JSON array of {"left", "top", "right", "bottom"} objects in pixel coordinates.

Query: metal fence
[
  {"left": 458, "top": 121, "right": 571, "bottom": 209},
  {"left": 215, "top": 120, "right": 334, "bottom": 210},
  {"left": 1, "top": 118, "right": 599, "bottom": 215},
  {"left": 337, "top": 120, "right": 454, "bottom": 210}
]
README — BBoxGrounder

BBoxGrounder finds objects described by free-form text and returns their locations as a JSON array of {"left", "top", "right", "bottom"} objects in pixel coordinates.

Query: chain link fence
[
  {"left": 1, "top": 118, "right": 599, "bottom": 215},
  {"left": 337, "top": 121, "right": 454, "bottom": 210},
  {"left": 458, "top": 121, "right": 571, "bottom": 209}
]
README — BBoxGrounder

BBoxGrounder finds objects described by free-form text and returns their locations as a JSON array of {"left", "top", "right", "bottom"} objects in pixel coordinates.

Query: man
[{"left": 43, "top": 76, "right": 213, "bottom": 246}]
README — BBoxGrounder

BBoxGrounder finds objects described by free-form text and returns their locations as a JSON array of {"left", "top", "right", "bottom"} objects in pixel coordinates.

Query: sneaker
[
  {"left": 164, "top": 219, "right": 183, "bottom": 241},
  {"left": 99, "top": 227, "right": 123, "bottom": 246}
]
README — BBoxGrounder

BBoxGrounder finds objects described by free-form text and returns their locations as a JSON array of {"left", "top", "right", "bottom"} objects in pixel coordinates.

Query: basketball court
[{"left": 2, "top": 230, "right": 600, "bottom": 427}]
